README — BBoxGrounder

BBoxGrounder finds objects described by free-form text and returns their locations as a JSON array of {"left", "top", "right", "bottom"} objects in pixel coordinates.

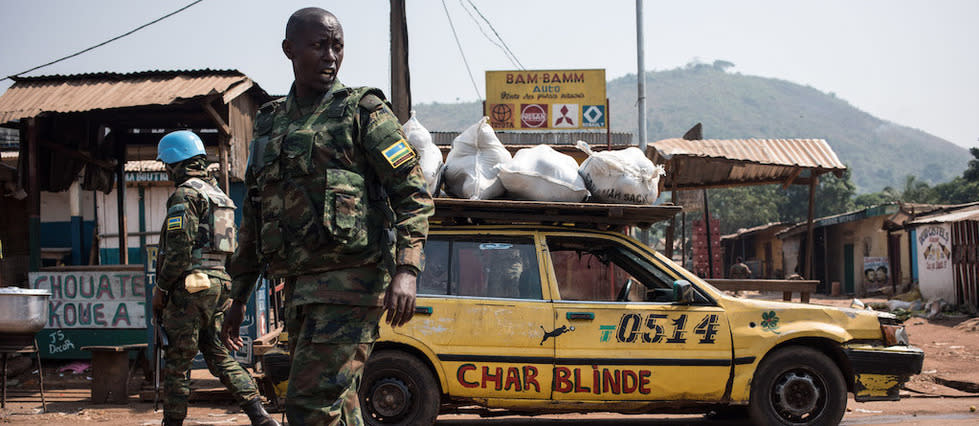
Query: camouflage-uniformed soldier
[
  {"left": 221, "top": 8, "right": 434, "bottom": 426},
  {"left": 152, "top": 130, "right": 279, "bottom": 426}
]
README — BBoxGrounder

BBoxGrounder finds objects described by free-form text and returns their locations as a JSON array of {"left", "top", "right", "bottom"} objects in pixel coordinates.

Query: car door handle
[
  {"left": 415, "top": 306, "right": 433, "bottom": 315},
  {"left": 566, "top": 312, "right": 594, "bottom": 320}
]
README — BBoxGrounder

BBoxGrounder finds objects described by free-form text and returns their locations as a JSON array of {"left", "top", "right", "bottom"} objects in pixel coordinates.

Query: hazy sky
[{"left": 1, "top": 0, "right": 976, "bottom": 149}]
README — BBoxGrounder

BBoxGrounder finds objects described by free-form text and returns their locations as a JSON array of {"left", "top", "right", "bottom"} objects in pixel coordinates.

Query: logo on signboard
[
  {"left": 489, "top": 104, "right": 514, "bottom": 128},
  {"left": 520, "top": 104, "right": 547, "bottom": 128},
  {"left": 582, "top": 105, "right": 605, "bottom": 127},
  {"left": 551, "top": 104, "right": 578, "bottom": 128}
]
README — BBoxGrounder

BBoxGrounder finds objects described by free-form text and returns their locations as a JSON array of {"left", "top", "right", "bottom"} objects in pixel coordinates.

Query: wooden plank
[
  {"left": 707, "top": 279, "right": 818, "bottom": 303},
  {"left": 432, "top": 198, "right": 681, "bottom": 228},
  {"left": 88, "top": 350, "right": 129, "bottom": 403},
  {"left": 81, "top": 344, "right": 147, "bottom": 352},
  {"left": 706, "top": 279, "right": 818, "bottom": 293},
  {"left": 202, "top": 101, "right": 232, "bottom": 136}
]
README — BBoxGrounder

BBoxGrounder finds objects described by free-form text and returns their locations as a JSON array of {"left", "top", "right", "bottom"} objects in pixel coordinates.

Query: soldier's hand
[
  {"left": 384, "top": 268, "right": 417, "bottom": 327},
  {"left": 222, "top": 300, "right": 247, "bottom": 352},
  {"left": 151, "top": 287, "right": 167, "bottom": 319}
]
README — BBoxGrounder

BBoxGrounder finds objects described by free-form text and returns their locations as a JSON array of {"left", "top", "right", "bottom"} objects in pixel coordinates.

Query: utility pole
[
  {"left": 636, "top": 0, "right": 647, "bottom": 152},
  {"left": 390, "top": 0, "right": 411, "bottom": 122}
]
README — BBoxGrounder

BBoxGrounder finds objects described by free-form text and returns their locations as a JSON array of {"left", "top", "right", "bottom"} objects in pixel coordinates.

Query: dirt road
[{"left": 2, "top": 294, "right": 977, "bottom": 425}]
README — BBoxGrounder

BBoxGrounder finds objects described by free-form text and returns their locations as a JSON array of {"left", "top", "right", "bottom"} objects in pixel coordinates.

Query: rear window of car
[{"left": 418, "top": 236, "right": 542, "bottom": 300}]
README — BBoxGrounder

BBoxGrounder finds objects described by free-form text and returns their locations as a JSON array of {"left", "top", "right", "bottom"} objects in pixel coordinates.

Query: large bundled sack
[
  {"left": 401, "top": 110, "right": 443, "bottom": 195},
  {"left": 498, "top": 145, "right": 589, "bottom": 202},
  {"left": 443, "top": 117, "right": 511, "bottom": 199},
  {"left": 576, "top": 141, "right": 665, "bottom": 204}
]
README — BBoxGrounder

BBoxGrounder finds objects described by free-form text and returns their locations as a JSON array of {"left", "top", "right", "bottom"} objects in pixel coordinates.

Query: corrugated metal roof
[
  {"left": 720, "top": 222, "right": 791, "bottom": 240},
  {"left": 777, "top": 203, "right": 899, "bottom": 238},
  {"left": 651, "top": 138, "right": 845, "bottom": 170},
  {"left": 908, "top": 205, "right": 979, "bottom": 225},
  {"left": 0, "top": 69, "right": 264, "bottom": 126},
  {"left": 649, "top": 138, "right": 846, "bottom": 190}
]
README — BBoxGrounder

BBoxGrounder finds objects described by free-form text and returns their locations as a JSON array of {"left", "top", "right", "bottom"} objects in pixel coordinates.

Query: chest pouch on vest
[
  {"left": 183, "top": 178, "right": 238, "bottom": 255},
  {"left": 282, "top": 129, "right": 315, "bottom": 176},
  {"left": 324, "top": 168, "right": 369, "bottom": 252}
]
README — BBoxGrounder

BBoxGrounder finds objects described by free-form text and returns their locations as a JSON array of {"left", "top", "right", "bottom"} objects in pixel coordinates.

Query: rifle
[{"left": 153, "top": 316, "right": 169, "bottom": 411}]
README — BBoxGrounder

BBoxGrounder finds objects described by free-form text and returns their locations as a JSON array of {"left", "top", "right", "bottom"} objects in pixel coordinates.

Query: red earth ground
[{"left": 1, "top": 294, "right": 977, "bottom": 425}]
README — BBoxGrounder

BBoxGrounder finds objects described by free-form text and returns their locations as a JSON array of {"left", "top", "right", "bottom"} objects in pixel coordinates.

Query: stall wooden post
[
  {"left": 25, "top": 118, "right": 40, "bottom": 271},
  {"left": 804, "top": 174, "right": 817, "bottom": 281},
  {"left": 113, "top": 126, "right": 128, "bottom": 264},
  {"left": 203, "top": 101, "right": 232, "bottom": 192}
]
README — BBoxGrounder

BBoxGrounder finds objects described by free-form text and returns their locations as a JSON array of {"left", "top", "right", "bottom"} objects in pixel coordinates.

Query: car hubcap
[
  {"left": 773, "top": 371, "right": 821, "bottom": 418},
  {"left": 370, "top": 378, "right": 412, "bottom": 419}
]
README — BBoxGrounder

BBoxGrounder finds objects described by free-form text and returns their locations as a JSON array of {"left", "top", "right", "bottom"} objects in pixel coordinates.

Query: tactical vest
[
  {"left": 180, "top": 178, "right": 238, "bottom": 269},
  {"left": 248, "top": 86, "right": 389, "bottom": 273}
]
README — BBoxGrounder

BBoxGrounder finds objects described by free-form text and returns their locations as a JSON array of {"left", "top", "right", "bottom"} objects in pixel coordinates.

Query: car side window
[
  {"left": 418, "top": 236, "right": 542, "bottom": 300},
  {"left": 547, "top": 236, "right": 675, "bottom": 302}
]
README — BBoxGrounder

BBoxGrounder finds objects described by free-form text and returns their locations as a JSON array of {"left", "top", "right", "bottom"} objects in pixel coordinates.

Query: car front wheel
[
  {"left": 360, "top": 350, "right": 440, "bottom": 426},
  {"left": 749, "top": 346, "right": 847, "bottom": 426}
]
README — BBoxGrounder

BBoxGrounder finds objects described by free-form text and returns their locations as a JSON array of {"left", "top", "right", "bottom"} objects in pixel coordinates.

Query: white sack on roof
[
  {"left": 498, "top": 145, "right": 589, "bottom": 202},
  {"left": 576, "top": 140, "right": 665, "bottom": 205},
  {"left": 443, "top": 117, "right": 511, "bottom": 200},
  {"left": 401, "top": 110, "right": 443, "bottom": 195}
]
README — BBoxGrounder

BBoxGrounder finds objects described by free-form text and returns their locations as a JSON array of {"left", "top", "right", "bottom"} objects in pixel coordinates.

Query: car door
[
  {"left": 544, "top": 232, "right": 733, "bottom": 402},
  {"left": 394, "top": 230, "right": 554, "bottom": 400}
]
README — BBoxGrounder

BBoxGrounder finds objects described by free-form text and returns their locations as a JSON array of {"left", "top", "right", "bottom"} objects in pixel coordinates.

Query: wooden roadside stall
[
  {"left": 0, "top": 69, "right": 272, "bottom": 361},
  {"left": 647, "top": 137, "right": 847, "bottom": 296}
]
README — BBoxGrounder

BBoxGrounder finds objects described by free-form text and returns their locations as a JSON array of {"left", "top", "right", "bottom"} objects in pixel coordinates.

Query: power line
[
  {"left": 441, "top": 0, "right": 482, "bottom": 100},
  {"left": 2, "top": 0, "right": 205, "bottom": 82},
  {"left": 465, "top": 0, "right": 525, "bottom": 70},
  {"left": 457, "top": 0, "right": 521, "bottom": 70}
]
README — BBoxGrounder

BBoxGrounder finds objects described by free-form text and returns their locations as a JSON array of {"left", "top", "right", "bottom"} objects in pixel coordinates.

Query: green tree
[
  {"left": 854, "top": 191, "right": 895, "bottom": 209},
  {"left": 964, "top": 147, "right": 979, "bottom": 182},
  {"left": 897, "top": 175, "right": 935, "bottom": 203},
  {"left": 707, "top": 186, "right": 781, "bottom": 234},
  {"left": 778, "top": 170, "right": 857, "bottom": 223}
]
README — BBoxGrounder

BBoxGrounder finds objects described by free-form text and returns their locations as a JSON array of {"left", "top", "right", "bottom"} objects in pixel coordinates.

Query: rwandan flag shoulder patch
[
  {"left": 166, "top": 216, "right": 183, "bottom": 231},
  {"left": 381, "top": 139, "right": 415, "bottom": 169}
]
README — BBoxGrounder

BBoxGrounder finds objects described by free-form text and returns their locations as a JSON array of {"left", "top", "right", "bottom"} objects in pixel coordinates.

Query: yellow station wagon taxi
[{"left": 359, "top": 199, "right": 923, "bottom": 426}]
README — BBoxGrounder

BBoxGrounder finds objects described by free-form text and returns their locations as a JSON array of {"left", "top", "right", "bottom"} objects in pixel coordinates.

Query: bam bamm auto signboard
[{"left": 485, "top": 69, "right": 606, "bottom": 130}]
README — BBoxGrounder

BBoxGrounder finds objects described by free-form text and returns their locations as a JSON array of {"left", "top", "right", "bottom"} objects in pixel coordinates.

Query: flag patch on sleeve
[
  {"left": 381, "top": 139, "right": 415, "bottom": 169},
  {"left": 166, "top": 216, "right": 183, "bottom": 231}
]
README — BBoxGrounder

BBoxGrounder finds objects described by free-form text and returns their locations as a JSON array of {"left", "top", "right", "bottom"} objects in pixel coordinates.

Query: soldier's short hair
[{"left": 286, "top": 7, "right": 339, "bottom": 41}]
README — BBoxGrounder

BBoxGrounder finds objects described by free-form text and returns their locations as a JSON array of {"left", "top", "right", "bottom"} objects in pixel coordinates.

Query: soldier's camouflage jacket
[
  {"left": 157, "top": 158, "right": 235, "bottom": 291},
  {"left": 229, "top": 81, "right": 434, "bottom": 306}
]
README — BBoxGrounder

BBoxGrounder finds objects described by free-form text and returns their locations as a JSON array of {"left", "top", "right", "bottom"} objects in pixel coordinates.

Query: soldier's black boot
[
  {"left": 243, "top": 398, "right": 280, "bottom": 426},
  {"left": 162, "top": 417, "right": 183, "bottom": 426}
]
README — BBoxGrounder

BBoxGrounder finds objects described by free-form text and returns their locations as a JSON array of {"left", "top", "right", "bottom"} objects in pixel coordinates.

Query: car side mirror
[{"left": 672, "top": 280, "right": 695, "bottom": 304}]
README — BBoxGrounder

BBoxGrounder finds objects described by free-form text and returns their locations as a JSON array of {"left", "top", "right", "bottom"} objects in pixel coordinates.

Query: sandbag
[
  {"left": 576, "top": 140, "right": 665, "bottom": 204},
  {"left": 443, "top": 117, "right": 511, "bottom": 200},
  {"left": 401, "top": 110, "right": 443, "bottom": 195},
  {"left": 498, "top": 145, "right": 589, "bottom": 202}
]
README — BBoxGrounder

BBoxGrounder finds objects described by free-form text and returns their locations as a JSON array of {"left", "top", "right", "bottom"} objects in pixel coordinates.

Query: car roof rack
[{"left": 432, "top": 198, "right": 682, "bottom": 230}]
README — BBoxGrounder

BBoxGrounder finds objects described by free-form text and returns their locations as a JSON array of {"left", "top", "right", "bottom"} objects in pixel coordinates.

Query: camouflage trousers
[
  {"left": 161, "top": 277, "right": 260, "bottom": 420},
  {"left": 284, "top": 302, "right": 383, "bottom": 426}
]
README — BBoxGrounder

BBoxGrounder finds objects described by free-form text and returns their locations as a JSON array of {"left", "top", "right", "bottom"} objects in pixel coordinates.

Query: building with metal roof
[
  {"left": 0, "top": 69, "right": 272, "bottom": 284},
  {"left": 648, "top": 138, "right": 846, "bottom": 191}
]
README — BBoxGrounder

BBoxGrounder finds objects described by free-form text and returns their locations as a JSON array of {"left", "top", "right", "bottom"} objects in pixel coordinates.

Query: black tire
[
  {"left": 360, "top": 350, "right": 440, "bottom": 426},
  {"left": 749, "top": 346, "right": 846, "bottom": 426}
]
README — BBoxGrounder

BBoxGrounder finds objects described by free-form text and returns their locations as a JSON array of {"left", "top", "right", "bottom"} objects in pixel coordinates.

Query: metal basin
[{"left": 0, "top": 288, "right": 51, "bottom": 334}]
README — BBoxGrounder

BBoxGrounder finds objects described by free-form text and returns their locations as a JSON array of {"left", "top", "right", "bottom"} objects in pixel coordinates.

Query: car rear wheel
[
  {"left": 360, "top": 350, "right": 440, "bottom": 425},
  {"left": 749, "top": 346, "right": 846, "bottom": 426}
]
